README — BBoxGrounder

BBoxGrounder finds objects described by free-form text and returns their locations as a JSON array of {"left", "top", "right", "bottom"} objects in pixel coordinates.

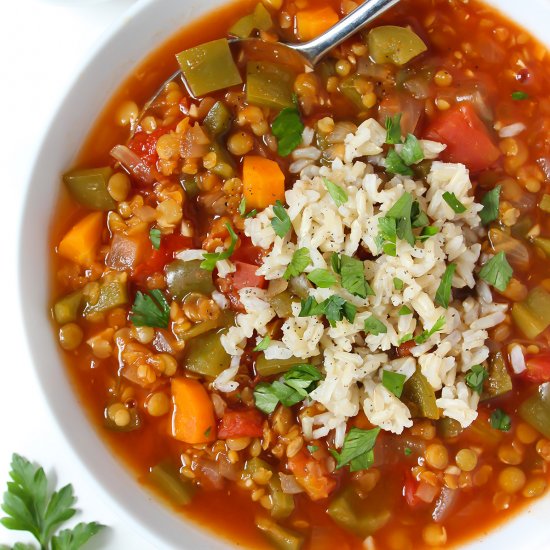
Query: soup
[{"left": 51, "top": 0, "right": 550, "bottom": 548}]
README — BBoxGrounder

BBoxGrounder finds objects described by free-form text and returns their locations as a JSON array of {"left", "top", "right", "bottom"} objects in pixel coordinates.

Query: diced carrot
[
  {"left": 58, "top": 212, "right": 104, "bottom": 266},
  {"left": 296, "top": 7, "right": 339, "bottom": 41},
  {"left": 287, "top": 449, "right": 337, "bottom": 500},
  {"left": 242, "top": 156, "right": 285, "bottom": 210},
  {"left": 171, "top": 377, "right": 216, "bottom": 444}
]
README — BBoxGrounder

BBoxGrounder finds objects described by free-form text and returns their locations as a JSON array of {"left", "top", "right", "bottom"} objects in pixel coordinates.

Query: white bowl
[{"left": 18, "top": 0, "right": 550, "bottom": 548}]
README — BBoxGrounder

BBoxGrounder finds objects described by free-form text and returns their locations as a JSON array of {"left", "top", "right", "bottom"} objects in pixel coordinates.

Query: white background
[{"left": 0, "top": 1, "right": 156, "bottom": 547}]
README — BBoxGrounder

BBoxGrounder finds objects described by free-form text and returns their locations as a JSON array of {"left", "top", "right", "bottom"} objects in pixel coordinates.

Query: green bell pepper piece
[
  {"left": 255, "top": 355, "right": 301, "bottom": 377},
  {"left": 209, "top": 141, "right": 235, "bottom": 179},
  {"left": 179, "top": 174, "right": 200, "bottom": 198},
  {"left": 176, "top": 38, "right": 242, "bottom": 97},
  {"left": 269, "top": 291, "right": 295, "bottom": 318},
  {"left": 246, "top": 61, "right": 294, "bottom": 110},
  {"left": 229, "top": 3, "right": 273, "bottom": 38},
  {"left": 83, "top": 278, "right": 128, "bottom": 317},
  {"left": 149, "top": 462, "right": 195, "bottom": 506},
  {"left": 178, "top": 310, "right": 235, "bottom": 341},
  {"left": 203, "top": 101, "right": 233, "bottom": 137},
  {"left": 256, "top": 517, "right": 304, "bottom": 550},
  {"left": 184, "top": 329, "right": 231, "bottom": 378},
  {"left": 534, "top": 237, "right": 550, "bottom": 258},
  {"left": 539, "top": 194, "right": 550, "bottom": 214},
  {"left": 63, "top": 167, "right": 116, "bottom": 211},
  {"left": 512, "top": 286, "right": 550, "bottom": 339},
  {"left": 437, "top": 417, "right": 463, "bottom": 439},
  {"left": 165, "top": 260, "right": 215, "bottom": 300},
  {"left": 53, "top": 290, "right": 83, "bottom": 324},
  {"left": 340, "top": 75, "right": 366, "bottom": 111},
  {"left": 482, "top": 352, "right": 512, "bottom": 400},
  {"left": 401, "top": 368, "right": 439, "bottom": 419},
  {"left": 367, "top": 26, "right": 427, "bottom": 66},
  {"left": 519, "top": 383, "right": 550, "bottom": 438}
]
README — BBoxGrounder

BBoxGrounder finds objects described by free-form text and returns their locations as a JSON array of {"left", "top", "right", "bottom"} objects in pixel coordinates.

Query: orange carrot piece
[
  {"left": 296, "top": 7, "right": 339, "bottom": 41},
  {"left": 171, "top": 377, "right": 216, "bottom": 444},
  {"left": 242, "top": 155, "right": 285, "bottom": 210},
  {"left": 58, "top": 212, "right": 104, "bottom": 266}
]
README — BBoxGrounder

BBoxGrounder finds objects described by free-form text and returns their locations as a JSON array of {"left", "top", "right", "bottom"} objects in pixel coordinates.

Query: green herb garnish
[
  {"left": 333, "top": 428, "right": 380, "bottom": 472},
  {"left": 479, "top": 185, "right": 501, "bottom": 225},
  {"left": 201, "top": 222, "right": 238, "bottom": 270},
  {"left": 376, "top": 216, "right": 397, "bottom": 256},
  {"left": 364, "top": 315, "right": 387, "bottom": 336},
  {"left": 465, "top": 364, "right": 489, "bottom": 394},
  {"left": 479, "top": 251, "right": 513, "bottom": 292},
  {"left": 393, "top": 277, "right": 404, "bottom": 290},
  {"left": 490, "top": 408, "right": 511, "bottom": 431},
  {"left": 323, "top": 177, "right": 348, "bottom": 207},
  {"left": 386, "top": 192, "right": 415, "bottom": 246},
  {"left": 238, "top": 197, "right": 246, "bottom": 216},
  {"left": 385, "top": 113, "right": 402, "bottom": 144},
  {"left": 283, "top": 247, "right": 311, "bottom": 280},
  {"left": 130, "top": 289, "right": 170, "bottom": 328},
  {"left": 271, "top": 200, "right": 291, "bottom": 238},
  {"left": 271, "top": 105, "right": 304, "bottom": 156},
  {"left": 400, "top": 134, "right": 424, "bottom": 166},
  {"left": 340, "top": 254, "right": 373, "bottom": 298},
  {"left": 253, "top": 334, "right": 271, "bottom": 352},
  {"left": 385, "top": 148, "right": 414, "bottom": 176},
  {"left": 414, "top": 316, "right": 445, "bottom": 345},
  {"left": 382, "top": 370, "right": 407, "bottom": 398},
  {"left": 307, "top": 268, "right": 337, "bottom": 288},
  {"left": 398, "top": 305, "right": 412, "bottom": 315},
  {"left": 435, "top": 263, "right": 457, "bottom": 309},
  {"left": 511, "top": 91, "right": 529, "bottom": 101},
  {"left": 307, "top": 445, "right": 319, "bottom": 454},
  {"left": 442, "top": 191, "right": 467, "bottom": 214},
  {"left": 299, "top": 295, "right": 356, "bottom": 326},
  {"left": 404, "top": 447, "right": 412, "bottom": 456},
  {"left": 149, "top": 228, "right": 161, "bottom": 250}
]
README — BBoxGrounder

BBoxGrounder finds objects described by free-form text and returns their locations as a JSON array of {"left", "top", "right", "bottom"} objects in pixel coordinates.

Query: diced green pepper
[
  {"left": 256, "top": 516, "right": 304, "bottom": 550},
  {"left": 327, "top": 487, "right": 390, "bottom": 538},
  {"left": 367, "top": 26, "right": 427, "bottom": 66},
  {"left": 482, "top": 352, "right": 512, "bottom": 400},
  {"left": 519, "top": 383, "right": 550, "bottom": 438},
  {"left": 340, "top": 75, "right": 366, "bottom": 111},
  {"left": 437, "top": 417, "right": 463, "bottom": 439},
  {"left": 401, "top": 368, "right": 439, "bottom": 419},
  {"left": 255, "top": 355, "right": 302, "bottom": 377},
  {"left": 63, "top": 167, "right": 116, "bottom": 211},
  {"left": 534, "top": 237, "right": 550, "bottom": 258},
  {"left": 53, "top": 290, "right": 83, "bottom": 324},
  {"left": 246, "top": 61, "right": 294, "bottom": 110},
  {"left": 229, "top": 3, "right": 273, "bottom": 38},
  {"left": 104, "top": 404, "right": 140, "bottom": 432},
  {"left": 511, "top": 216, "right": 532, "bottom": 238},
  {"left": 179, "top": 174, "right": 200, "bottom": 198},
  {"left": 512, "top": 286, "right": 550, "bottom": 339},
  {"left": 83, "top": 278, "right": 128, "bottom": 317},
  {"left": 184, "top": 329, "right": 231, "bottom": 378},
  {"left": 540, "top": 194, "right": 550, "bottom": 214},
  {"left": 176, "top": 39, "right": 242, "bottom": 97},
  {"left": 209, "top": 141, "right": 235, "bottom": 179},
  {"left": 203, "top": 101, "right": 233, "bottom": 137},
  {"left": 149, "top": 462, "right": 195, "bottom": 506},
  {"left": 178, "top": 310, "right": 235, "bottom": 341},
  {"left": 269, "top": 291, "right": 295, "bottom": 318},
  {"left": 165, "top": 260, "right": 215, "bottom": 300}
]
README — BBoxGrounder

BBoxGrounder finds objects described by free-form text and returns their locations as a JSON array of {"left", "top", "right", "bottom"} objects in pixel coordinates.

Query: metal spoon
[{"left": 137, "top": 0, "right": 399, "bottom": 126}]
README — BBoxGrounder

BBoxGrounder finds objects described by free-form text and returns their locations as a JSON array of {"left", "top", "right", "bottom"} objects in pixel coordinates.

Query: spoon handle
[{"left": 290, "top": 0, "right": 400, "bottom": 66}]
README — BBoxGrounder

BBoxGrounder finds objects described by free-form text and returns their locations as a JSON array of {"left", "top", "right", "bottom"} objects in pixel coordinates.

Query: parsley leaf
[
  {"left": 130, "top": 289, "right": 170, "bottom": 328},
  {"left": 398, "top": 305, "right": 412, "bottom": 315},
  {"left": 238, "top": 197, "right": 246, "bottom": 216},
  {"left": 411, "top": 201, "right": 429, "bottom": 228},
  {"left": 387, "top": 192, "right": 415, "bottom": 246},
  {"left": 404, "top": 447, "right": 412, "bottom": 456},
  {"left": 418, "top": 225, "right": 439, "bottom": 241},
  {"left": 299, "top": 296, "right": 324, "bottom": 317},
  {"left": 149, "top": 228, "right": 161, "bottom": 250},
  {"left": 299, "top": 295, "right": 356, "bottom": 326},
  {"left": 434, "top": 263, "right": 456, "bottom": 309},
  {"left": 0, "top": 454, "right": 104, "bottom": 550},
  {"left": 512, "top": 91, "right": 529, "bottom": 100},
  {"left": 364, "top": 315, "right": 387, "bottom": 335},
  {"left": 253, "top": 382, "right": 280, "bottom": 414},
  {"left": 490, "top": 408, "right": 511, "bottom": 431},
  {"left": 244, "top": 209, "right": 258, "bottom": 219},
  {"left": 415, "top": 316, "right": 445, "bottom": 344},
  {"left": 382, "top": 370, "right": 407, "bottom": 398},
  {"left": 465, "top": 364, "right": 489, "bottom": 394},
  {"left": 307, "top": 445, "right": 319, "bottom": 454},
  {"left": 331, "top": 252, "right": 341, "bottom": 274},
  {"left": 442, "top": 191, "right": 467, "bottom": 214},
  {"left": 340, "top": 255, "right": 373, "bottom": 298},
  {"left": 307, "top": 268, "right": 337, "bottom": 288},
  {"left": 400, "top": 134, "right": 424, "bottom": 165},
  {"left": 323, "top": 177, "right": 348, "bottom": 207},
  {"left": 333, "top": 427, "right": 380, "bottom": 472},
  {"left": 385, "top": 113, "right": 402, "bottom": 144},
  {"left": 479, "top": 251, "right": 513, "bottom": 291},
  {"left": 393, "top": 277, "right": 404, "bottom": 290},
  {"left": 376, "top": 216, "right": 397, "bottom": 256},
  {"left": 283, "top": 247, "right": 311, "bottom": 280},
  {"left": 201, "top": 223, "right": 238, "bottom": 271},
  {"left": 253, "top": 334, "right": 271, "bottom": 352},
  {"left": 271, "top": 200, "right": 291, "bottom": 238},
  {"left": 385, "top": 148, "right": 414, "bottom": 176},
  {"left": 271, "top": 106, "right": 304, "bottom": 156},
  {"left": 479, "top": 185, "right": 501, "bottom": 225},
  {"left": 399, "top": 333, "right": 414, "bottom": 344}
]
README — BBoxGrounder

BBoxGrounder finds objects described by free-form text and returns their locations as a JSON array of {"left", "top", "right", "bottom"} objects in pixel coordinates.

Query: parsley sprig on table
[{"left": 0, "top": 454, "right": 104, "bottom": 550}]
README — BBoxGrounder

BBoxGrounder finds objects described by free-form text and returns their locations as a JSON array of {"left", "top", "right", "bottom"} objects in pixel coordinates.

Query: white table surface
[{"left": 0, "top": 1, "right": 156, "bottom": 547}]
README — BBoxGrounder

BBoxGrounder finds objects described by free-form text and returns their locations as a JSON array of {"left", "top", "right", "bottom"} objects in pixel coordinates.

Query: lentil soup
[{"left": 51, "top": 0, "right": 550, "bottom": 548}]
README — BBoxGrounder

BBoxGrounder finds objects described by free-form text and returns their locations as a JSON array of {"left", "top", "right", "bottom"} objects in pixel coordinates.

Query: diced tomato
[
  {"left": 232, "top": 236, "right": 265, "bottom": 266},
  {"left": 132, "top": 233, "right": 193, "bottom": 280},
  {"left": 424, "top": 103, "right": 501, "bottom": 172},
  {"left": 520, "top": 353, "right": 550, "bottom": 382},
  {"left": 403, "top": 470, "right": 422, "bottom": 507},
  {"left": 218, "top": 409, "right": 265, "bottom": 439},
  {"left": 287, "top": 450, "right": 337, "bottom": 501},
  {"left": 396, "top": 339, "right": 416, "bottom": 357},
  {"left": 226, "top": 261, "right": 266, "bottom": 291},
  {"left": 128, "top": 127, "right": 171, "bottom": 167}
]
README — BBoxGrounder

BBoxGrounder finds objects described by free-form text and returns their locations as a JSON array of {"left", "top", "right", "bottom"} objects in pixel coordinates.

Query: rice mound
[{"left": 217, "top": 118, "right": 506, "bottom": 447}]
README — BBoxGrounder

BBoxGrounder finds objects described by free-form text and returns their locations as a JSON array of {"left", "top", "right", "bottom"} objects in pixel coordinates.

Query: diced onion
[
  {"left": 110, "top": 144, "right": 154, "bottom": 185},
  {"left": 432, "top": 487, "right": 459, "bottom": 523},
  {"left": 279, "top": 473, "right": 304, "bottom": 494}
]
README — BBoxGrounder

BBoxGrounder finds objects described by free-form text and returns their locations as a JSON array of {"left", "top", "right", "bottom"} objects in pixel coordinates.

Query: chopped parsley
[
  {"left": 130, "top": 289, "right": 170, "bottom": 328},
  {"left": 393, "top": 277, "right": 404, "bottom": 290},
  {"left": 244, "top": 209, "right": 258, "bottom": 219},
  {"left": 307, "top": 445, "right": 319, "bottom": 454},
  {"left": 271, "top": 200, "right": 291, "bottom": 237},
  {"left": 442, "top": 191, "right": 467, "bottom": 214},
  {"left": 465, "top": 364, "right": 489, "bottom": 394},
  {"left": 253, "top": 334, "right": 271, "bottom": 352},
  {"left": 400, "top": 134, "right": 424, "bottom": 166},
  {"left": 339, "top": 254, "right": 374, "bottom": 298},
  {"left": 283, "top": 247, "right": 311, "bottom": 280},
  {"left": 385, "top": 113, "right": 402, "bottom": 144},
  {"left": 434, "top": 263, "right": 457, "bottom": 309},
  {"left": 201, "top": 222, "right": 238, "bottom": 271},
  {"left": 479, "top": 185, "right": 501, "bottom": 225},
  {"left": 404, "top": 447, "right": 412, "bottom": 456},
  {"left": 385, "top": 148, "right": 414, "bottom": 176},
  {"left": 479, "top": 251, "right": 513, "bottom": 291},
  {"left": 307, "top": 268, "right": 337, "bottom": 288},
  {"left": 238, "top": 197, "right": 246, "bottom": 216},
  {"left": 399, "top": 333, "right": 414, "bottom": 344},
  {"left": 382, "top": 370, "right": 407, "bottom": 398},
  {"left": 414, "top": 316, "right": 446, "bottom": 345},
  {"left": 333, "top": 427, "right": 380, "bottom": 472},
  {"left": 411, "top": 201, "right": 429, "bottom": 228},
  {"left": 271, "top": 105, "right": 304, "bottom": 156},
  {"left": 376, "top": 216, "right": 397, "bottom": 256},
  {"left": 323, "top": 177, "right": 348, "bottom": 207},
  {"left": 490, "top": 408, "right": 511, "bottom": 431},
  {"left": 364, "top": 315, "right": 387, "bottom": 336},
  {"left": 204, "top": 426, "right": 211, "bottom": 437},
  {"left": 398, "top": 305, "right": 412, "bottom": 315},
  {"left": 299, "top": 295, "right": 356, "bottom": 326},
  {"left": 149, "top": 227, "right": 161, "bottom": 250},
  {"left": 418, "top": 225, "right": 439, "bottom": 241},
  {"left": 386, "top": 192, "right": 415, "bottom": 246},
  {"left": 511, "top": 91, "right": 529, "bottom": 100},
  {"left": 331, "top": 251, "right": 341, "bottom": 274},
  {"left": 253, "top": 364, "right": 323, "bottom": 413}
]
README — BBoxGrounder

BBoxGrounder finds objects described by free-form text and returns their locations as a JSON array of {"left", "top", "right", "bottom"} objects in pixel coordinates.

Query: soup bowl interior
[{"left": 18, "top": 0, "right": 550, "bottom": 548}]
